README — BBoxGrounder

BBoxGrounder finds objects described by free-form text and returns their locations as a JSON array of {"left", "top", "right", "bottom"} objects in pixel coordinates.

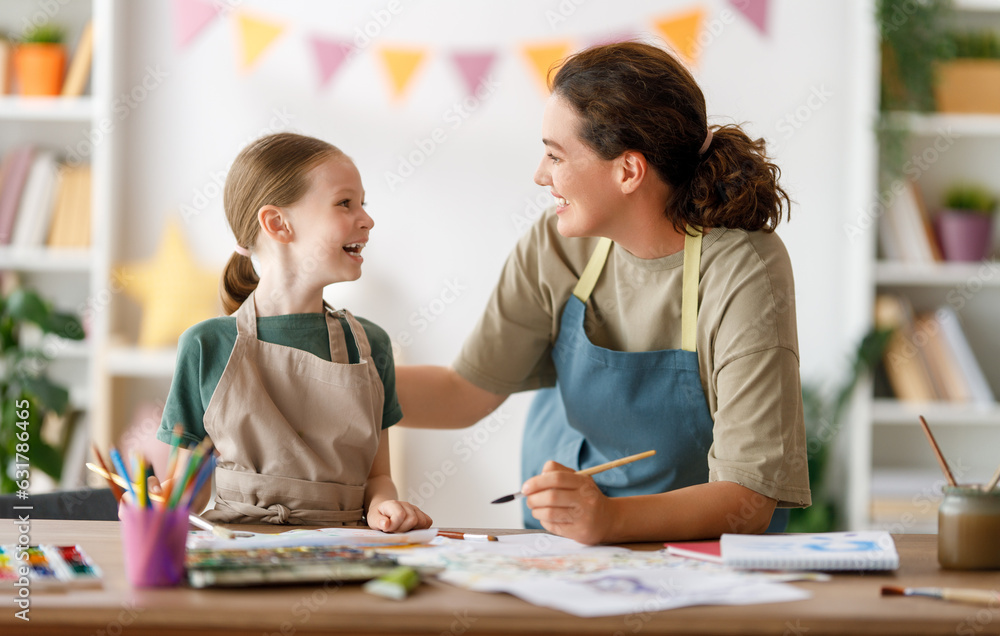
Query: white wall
[{"left": 118, "top": 0, "right": 866, "bottom": 527}]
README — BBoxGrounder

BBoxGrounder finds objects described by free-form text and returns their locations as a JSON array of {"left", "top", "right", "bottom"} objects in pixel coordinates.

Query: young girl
[{"left": 153, "top": 132, "right": 431, "bottom": 532}]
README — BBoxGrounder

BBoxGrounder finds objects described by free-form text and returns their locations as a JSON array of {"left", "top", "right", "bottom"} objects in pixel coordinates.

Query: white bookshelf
[
  {"left": 0, "top": 0, "right": 118, "bottom": 464},
  {"left": 851, "top": 2, "right": 1000, "bottom": 531}
]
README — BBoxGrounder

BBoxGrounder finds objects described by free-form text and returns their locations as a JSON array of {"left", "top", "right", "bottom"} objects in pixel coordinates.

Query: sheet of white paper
[
  {"left": 392, "top": 532, "right": 814, "bottom": 616},
  {"left": 439, "top": 566, "right": 810, "bottom": 617},
  {"left": 186, "top": 526, "right": 438, "bottom": 550}
]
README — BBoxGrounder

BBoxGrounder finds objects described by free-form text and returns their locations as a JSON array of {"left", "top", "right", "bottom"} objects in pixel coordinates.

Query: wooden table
[{"left": 2, "top": 520, "right": 998, "bottom": 636}]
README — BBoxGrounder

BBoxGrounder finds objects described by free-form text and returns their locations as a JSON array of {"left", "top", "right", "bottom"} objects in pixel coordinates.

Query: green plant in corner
[
  {"left": 0, "top": 286, "right": 84, "bottom": 493},
  {"left": 786, "top": 328, "right": 893, "bottom": 533}
]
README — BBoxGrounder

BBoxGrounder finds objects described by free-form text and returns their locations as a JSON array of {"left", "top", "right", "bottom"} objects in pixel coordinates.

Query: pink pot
[{"left": 934, "top": 210, "right": 995, "bottom": 262}]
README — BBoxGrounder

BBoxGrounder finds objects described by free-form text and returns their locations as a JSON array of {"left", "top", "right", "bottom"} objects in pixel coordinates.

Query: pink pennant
[
  {"left": 309, "top": 35, "right": 355, "bottom": 89},
  {"left": 173, "top": 0, "right": 220, "bottom": 49},
  {"left": 450, "top": 51, "right": 497, "bottom": 97},
  {"left": 729, "top": 0, "right": 771, "bottom": 37}
]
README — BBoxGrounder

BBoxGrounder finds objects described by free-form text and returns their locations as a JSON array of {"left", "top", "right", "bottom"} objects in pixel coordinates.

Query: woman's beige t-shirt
[{"left": 453, "top": 210, "right": 811, "bottom": 508}]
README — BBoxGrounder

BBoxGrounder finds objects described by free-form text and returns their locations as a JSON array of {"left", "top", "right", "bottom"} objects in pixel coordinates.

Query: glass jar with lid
[{"left": 938, "top": 486, "right": 1000, "bottom": 570}]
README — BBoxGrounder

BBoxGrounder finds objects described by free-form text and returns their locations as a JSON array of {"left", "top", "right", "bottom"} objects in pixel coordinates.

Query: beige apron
[{"left": 200, "top": 291, "right": 384, "bottom": 525}]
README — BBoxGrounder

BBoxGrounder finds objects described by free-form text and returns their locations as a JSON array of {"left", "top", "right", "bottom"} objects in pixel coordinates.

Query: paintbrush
[
  {"left": 918, "top": 415, "right": 957, "bottom": 487},
  {"left": 491, "top": 450, "right": 657, "bottom": 504},
  {"left": 881, "top": 585, "right": 1000, "bottom": 607}
]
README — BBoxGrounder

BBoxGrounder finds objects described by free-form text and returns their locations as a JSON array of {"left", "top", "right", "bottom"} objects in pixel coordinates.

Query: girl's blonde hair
[{"left": 221, "top": 132, "right": 344, "bottom": 315}]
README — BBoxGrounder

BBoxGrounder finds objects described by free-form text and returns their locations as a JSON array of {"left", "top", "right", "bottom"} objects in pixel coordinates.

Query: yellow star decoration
[{"left": 116, "top": 219, "right": 221, "bottom": 348}]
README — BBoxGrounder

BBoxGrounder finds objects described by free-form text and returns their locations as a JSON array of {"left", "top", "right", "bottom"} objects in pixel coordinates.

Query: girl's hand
[
  {"left": 367, "top": 500, "right": 432, "bottom": 533},
  {"left": 522, "top": 461, "right": 614, "bottom": 545}
]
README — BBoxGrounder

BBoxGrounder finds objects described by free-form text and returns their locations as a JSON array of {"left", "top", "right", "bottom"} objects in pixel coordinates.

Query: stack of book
[
  {"left": 875, "top": 294, "right": 995, "bottom": 404},
  {"left": 0, "top": 145, "right": 91, "bottom": 249},
  {"left": 878, "top": 181, "right": 942, "bottom": 263}
]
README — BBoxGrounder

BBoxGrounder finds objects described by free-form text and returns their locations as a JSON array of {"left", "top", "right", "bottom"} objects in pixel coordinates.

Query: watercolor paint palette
[
  {"left": 186, "top": 545, "right": 400, "bottom": 588},
  {"left": 0, "top": 545, "right": 103, "bottom": 589}
]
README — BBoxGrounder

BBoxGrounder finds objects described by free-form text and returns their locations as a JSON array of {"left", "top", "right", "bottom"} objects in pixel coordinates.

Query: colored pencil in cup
[
  {"left": 491, "top": 450, "right": 657, "bottom": 504},
  {"left": 90, "top": 444, "right": 124, "bottom": 502},
  {"left": 86, "top": 462, "right": 165, "bottom": 503}
]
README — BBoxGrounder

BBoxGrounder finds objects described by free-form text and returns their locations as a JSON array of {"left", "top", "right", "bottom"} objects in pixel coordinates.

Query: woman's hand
[
  {"left": 367, "top": 500, "right": 433, "bottom": 533},
  {"left": 523, "top": 461, "right": 614, "bottom": 545}
]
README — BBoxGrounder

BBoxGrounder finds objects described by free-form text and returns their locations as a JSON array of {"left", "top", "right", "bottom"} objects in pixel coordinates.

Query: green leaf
[
  {"left": 41, "top": 311, "right": 85, "bottom": 340},
  {"left": 20, "top": 376, "right": 69, "bottom": 415},
  {"left": 31, "top": 440, "right": 63, "bottom": 481},
  {"left": 5, "top": 288, "right": 50, "bottom": 326}
]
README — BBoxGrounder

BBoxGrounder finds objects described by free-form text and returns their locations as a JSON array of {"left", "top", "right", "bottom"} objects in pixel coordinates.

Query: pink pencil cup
[{"left": 120, "top": 503, "right": 190, "bottom": 587}]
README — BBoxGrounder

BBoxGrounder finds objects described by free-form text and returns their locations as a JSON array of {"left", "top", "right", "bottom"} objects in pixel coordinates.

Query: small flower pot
[
  {"left": 933, "top": 210, "right": 995, "bottom": 262},
  {"left": 13, "top": 43, "right": 66, "bottom": 96}
]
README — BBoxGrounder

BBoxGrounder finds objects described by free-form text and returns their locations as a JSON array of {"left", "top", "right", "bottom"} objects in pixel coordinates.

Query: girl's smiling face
[
  {"left": 533, "top": 94, "right": 622, "bottom": 239},
  {"left": 285, "top": 156, "right": 373, "bottom": 285}
]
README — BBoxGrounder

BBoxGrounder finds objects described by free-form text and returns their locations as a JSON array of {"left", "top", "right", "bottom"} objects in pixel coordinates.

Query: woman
[{"left": 396, "top": 42, "right": 810, "bottom": 544}]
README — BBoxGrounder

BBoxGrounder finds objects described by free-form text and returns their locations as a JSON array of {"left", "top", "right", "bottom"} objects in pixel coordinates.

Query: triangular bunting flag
[
  {"left": 309, "top": 35, "right": 355, "bottom": 89},
  {"left": 173, "top": 0, "right": 220, "bottom": 49},
  {"left": 729, "top": 0, "right": 770, "bottom": 37},
  {"left": 587, "top": 31, "right": 639, "bottom": 47},
  {"left": 450, "top": 51, "right": 497, "bottom": 97},
  {"left": 522, "top": 41, "right": 572, "bottom": 94},
  {"left": 653, "top": 7, "right": 705, "bottom": 66},
  {"left": 378, "top": 47, "right": 427, "bottom": 100},
  {"left": 234, "top": 12, "right": 285, "bottom": 70}
]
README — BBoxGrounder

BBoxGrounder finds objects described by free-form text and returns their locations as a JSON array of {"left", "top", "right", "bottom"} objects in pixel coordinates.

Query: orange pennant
[
  {"left": 522, "top": 41, "right": 573, "bottom": 95},
  {"left": 378, "top": 47, "right": 427, "bottom": 100},
  {"left": 234, "top": 12, "right": 285, "bottom": 70},
  {"left": 653, "top": 7, "right": 705, "bottom": 66}
]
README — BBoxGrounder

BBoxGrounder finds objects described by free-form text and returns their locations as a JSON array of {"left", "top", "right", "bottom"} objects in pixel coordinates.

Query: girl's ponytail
[{"left": 220, "top": 251, "right": 259, "bottom": 315}]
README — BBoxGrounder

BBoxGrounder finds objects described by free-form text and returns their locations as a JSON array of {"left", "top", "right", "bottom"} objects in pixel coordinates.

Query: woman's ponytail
[{"left": 675, "top": 125, "right": 791, "bottom": 233}]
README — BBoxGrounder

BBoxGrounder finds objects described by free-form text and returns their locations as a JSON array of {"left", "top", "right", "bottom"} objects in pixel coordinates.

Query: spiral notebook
[{"left": 718, "top": 531, "right": 899, "bottom": 571}]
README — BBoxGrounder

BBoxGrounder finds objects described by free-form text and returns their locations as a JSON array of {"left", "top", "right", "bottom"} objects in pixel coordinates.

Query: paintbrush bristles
[{"left": 918, "top": 416, "right": 957, "bottom": 487}]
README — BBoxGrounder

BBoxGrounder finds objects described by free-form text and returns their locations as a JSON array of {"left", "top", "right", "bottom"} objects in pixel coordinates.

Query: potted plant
[
  {"left": 0, "top": 285, "right": 84, "bottom": 492},
  {"left": 935, "top": 30, "right": 1000, "bottom": 113},
  {"left": 13, "top": 23, "right": 66, "bottom": 96},
  {"left": 934, "top": 182, "right": 997, "bottom": 262}
]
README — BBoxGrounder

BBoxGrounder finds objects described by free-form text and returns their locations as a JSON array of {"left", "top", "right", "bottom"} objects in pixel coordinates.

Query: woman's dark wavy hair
[{"left": 550, "top": 42, "right": 790, "bottom": 233}]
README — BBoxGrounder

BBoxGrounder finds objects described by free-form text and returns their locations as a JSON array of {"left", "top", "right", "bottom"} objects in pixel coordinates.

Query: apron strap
[
  {"left": 681, "top": 226, "right": 702, "bottom": 353},
  {"left": 570, "top": 227, "right": 703, "bottom": 352},
  {"left": 235, "top": 290, "right": 258, "bottom": 337},
  {"left": 323, "top": 303, "right": 350, "bottom": 364},
  {"left": 572, "top": 237, "right": 613, "bottom": 302},
  {"left": 340, "top": 310, "right": 373, "bottom": 360}
]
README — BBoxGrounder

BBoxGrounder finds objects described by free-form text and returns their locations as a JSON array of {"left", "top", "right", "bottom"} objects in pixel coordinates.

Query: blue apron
[{"left": 521, "top": 229, "right": 788, "bottom": 532}]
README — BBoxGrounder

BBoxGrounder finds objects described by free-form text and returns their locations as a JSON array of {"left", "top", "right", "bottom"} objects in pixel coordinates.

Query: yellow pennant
[
  {"left": 235, "top": 12, "right": 285, "bottom": 70},
  {"left": 653, "top": 7, "right": 705, "bottom": 66},
  {"left": 522, "top": 41, "right": 573, "bottom": 95},
  {"left": 378, "top": 47, "right": 427, "bottom": 100}
]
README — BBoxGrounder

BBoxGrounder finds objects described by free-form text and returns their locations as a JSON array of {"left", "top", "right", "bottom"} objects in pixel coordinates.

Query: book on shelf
[
  {"left": 47, "top": 163, "right": 91, "bottom": 248},
  {"left": 935, "top": 305, "right": 995, "bottom": 405},
  {"left": 61, "top": 21, "right": 94, "bottom": 98},
  {"left": 0, "top": 39, "right": 10, "bottom": 95},
  {"left": 878, "top": 181, "right": 941, "bottom": 263},
  {"left": 0, "top": 145, "right": 36, "bottom": 245},
  {"left": 875, "top": 294, "right": 994, "bottom": 404},
  {"left": 10, "top": 151, "right": 60, "bottom": 249}
]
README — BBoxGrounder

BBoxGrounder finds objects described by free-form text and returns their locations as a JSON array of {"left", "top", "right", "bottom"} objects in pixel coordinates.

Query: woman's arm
[
  {"left": 395, "top": 365, "right": 508, "bottom": 429},
  {"left": 365, "top": 429, "right": 432, "bottom": 531},
  {"left": 523, "top": 461, "right": 776, "bottom": 545}
]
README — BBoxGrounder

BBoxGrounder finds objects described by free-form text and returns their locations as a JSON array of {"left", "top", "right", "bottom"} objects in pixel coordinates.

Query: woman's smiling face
[{"left": 533, "top": 94, "right": 622, "bottom": 239}]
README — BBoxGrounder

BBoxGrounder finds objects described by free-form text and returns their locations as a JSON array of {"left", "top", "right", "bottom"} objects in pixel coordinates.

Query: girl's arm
[
  {"left": 395, "top": 365, "right": 508, "bottom": 429},
  {"left": 522, "top": 462, "right": 776, "bottom": 545},
  {"left": 146, "top": 443, "right": 215, "bottom": 514},
  {"left": 365, "top": 429, "right": 432, "bottom": 532}
]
